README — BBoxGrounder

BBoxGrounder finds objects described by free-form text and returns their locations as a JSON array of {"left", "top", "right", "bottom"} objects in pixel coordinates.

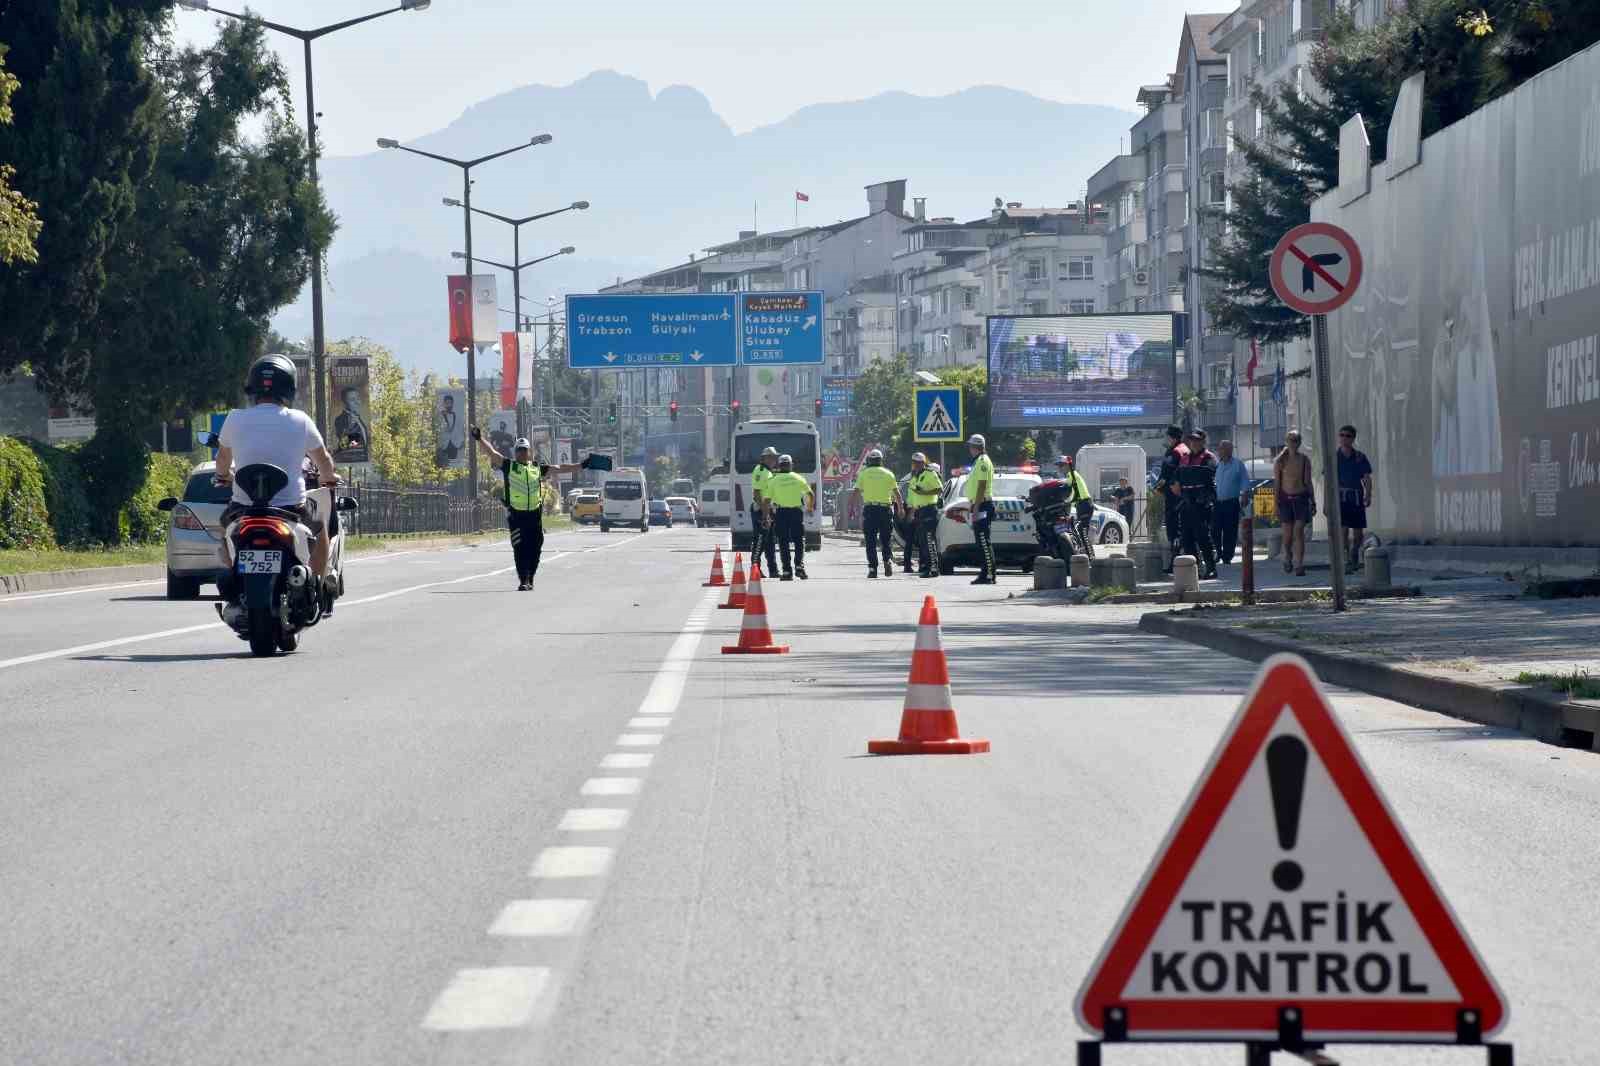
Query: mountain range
[{"left": 273, "top": 71, "right": 1135, "bottom": 374}]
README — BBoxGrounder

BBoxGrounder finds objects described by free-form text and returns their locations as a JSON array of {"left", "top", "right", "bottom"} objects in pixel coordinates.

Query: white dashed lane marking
[
  {"left": 421, "top": 967, "right": 551, "bottom": 1031},
  {"left": 488, "top": 899, "right": 593, "bottom": 938},
  {"left": 599, "top": 753, "right": 653, "bottom": 769},
  {"left": 529, "top": 846, "right": 614, "bottom": 879},
  {"left": 558, "top": 808, "right": 630, "bottom": 832},
  {"left": 615, "top": 733, "right": 663, "bottom": 747},
  {"left": 627, "top": 716, "right": 672, "bottom": 729},
  {"left": 580, "top": 777, "right": 642, "bottom": 797}
]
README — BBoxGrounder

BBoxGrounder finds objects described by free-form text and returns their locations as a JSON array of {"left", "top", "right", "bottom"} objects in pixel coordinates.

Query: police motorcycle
[
  {"left": 1024, "top": 476, "right": 1095, "bottom": 562},
  {"left": 209, "top": 444, "right": 358, "bottom": 657}
]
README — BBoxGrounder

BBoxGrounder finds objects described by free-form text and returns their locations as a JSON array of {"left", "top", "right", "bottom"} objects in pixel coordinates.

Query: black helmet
[{"left": 246, "top": 354, "right": 297, "bottom": 403}]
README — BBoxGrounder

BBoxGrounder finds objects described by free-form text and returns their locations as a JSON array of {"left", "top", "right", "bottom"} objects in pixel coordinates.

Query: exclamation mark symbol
[{"left": 1266, "top": 735, "right": 1309, "bottom": 892}]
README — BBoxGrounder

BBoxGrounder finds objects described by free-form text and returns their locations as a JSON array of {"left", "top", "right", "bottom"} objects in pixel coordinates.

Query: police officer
[
  {"left": 853, "top": 449, "right": 902, "bottom": 579},
  {"left": 966, "top": 434, "right": 997, "bottom": 585},
  {"left": 765, "top": 453, "right": 814, "bottom": 581},
  {"left": 1176, "top": 428, "right": 1220, "bottom": 579},
  {"left": 750, "top": 446, "right": 780, "bottom": 578},
  {"left": 1054, "top": 454, "right": 1096, "bottom": 559},
  {"left": 1155, "top": 424, "right": 1188, "bottom": 574},
  {"left": 473, "top": 428, "right": 581, "bottom": 591},
  {"left": 902, "top": 453, "right": 943, "bottom": 578}
]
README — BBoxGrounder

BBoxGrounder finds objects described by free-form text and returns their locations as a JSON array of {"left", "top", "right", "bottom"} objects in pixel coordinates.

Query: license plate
[{"left": 236, "top": 550, "right": 283, "bottom": 574}]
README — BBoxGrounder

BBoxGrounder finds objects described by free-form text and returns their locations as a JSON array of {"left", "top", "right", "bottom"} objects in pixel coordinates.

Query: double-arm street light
[
  {"left": 455, "top": 246, "right": 575, "bottom": 414},
  {"left": 377, "top": 134, "right": 553, "bottom": 492},
  {"left": 442, "top": 199, "right": 587, "bottom": 330},
  {"left": 176, "top": 0, "right": 430, "bottom": 440}
]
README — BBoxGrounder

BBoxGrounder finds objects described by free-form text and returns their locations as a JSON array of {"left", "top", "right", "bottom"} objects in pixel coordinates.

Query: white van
[
  {"left": 600, "top": 467, "right": 648, "bottom": 532},
  {"left": 698, "top": 474, "right": 731, "bottom": 527},
  {"left": 730, "top": 419, "right": 822, "bottom": 553}
]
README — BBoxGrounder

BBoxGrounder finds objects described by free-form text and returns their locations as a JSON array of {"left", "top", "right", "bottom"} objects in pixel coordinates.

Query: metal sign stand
[
  {"left": 1311, "top": 313, "right": 1347, "bottom": 612},
  {"left": 1075, "top": 1020, "right": 1515, "bottom": 1066}
]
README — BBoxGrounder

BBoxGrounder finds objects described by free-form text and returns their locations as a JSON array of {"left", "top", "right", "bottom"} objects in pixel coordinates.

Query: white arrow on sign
[
  {"left": 602, "top": 352, "right": 618, "bottom": 364},
  {"left": 801, "top": 315, "right": 817, "bottom": 331},
  {"left": 689, "top": 350, "right": 704, "bottom": 362}
]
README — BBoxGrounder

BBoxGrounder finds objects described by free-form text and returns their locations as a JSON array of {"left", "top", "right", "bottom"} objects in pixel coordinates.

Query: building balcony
[
  {"left": 1132, "top": 102, "right": 1182, "bottom": 148},
  {"left": 1088, "top": 154, "right": 1143, "bottom": 201},
  {"left": 1202, "top": 333, "right": 1236, "bottom": 357},
  {"left": 1200, "top": 145, "right": 1228, "bottom": 175}
]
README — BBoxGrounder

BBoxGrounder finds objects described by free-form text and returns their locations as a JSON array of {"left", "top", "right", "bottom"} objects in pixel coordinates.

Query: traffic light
[
  {"left": 729, "top": 399, "right": 741, "bottom": 417},
  {"left": 668, "top": 400, "right": 679, "bottom": 422},
  {"left": 608, "top": 401, "right": 617, "bottom": 424},
  {"left": 814, "top": 398, "right": 824, "bottom": 419}
]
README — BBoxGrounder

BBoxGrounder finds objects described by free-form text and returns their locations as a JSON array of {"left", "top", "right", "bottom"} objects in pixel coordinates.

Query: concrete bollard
[
  {"left": 1362, "top": 545, "right": 1392, "bottom": 591},
  {"left": 1089, "top": 556, "right": 1115, "bottom": 588},
  {"left": 1135, "top": 543, "right": 1166, "bottom": 583},
  {"left": 1033, "top": 556, "right": 1066, "bottom": 591},
  {"left": 1111, "top": 556, "right": 1136, "bottom": 590},
  {"left": 1172, "top": 554, "right": 1199, "bottom": 594},
  {"left": 1069, "top": 554, "right": 1091, "bottom": 587}
]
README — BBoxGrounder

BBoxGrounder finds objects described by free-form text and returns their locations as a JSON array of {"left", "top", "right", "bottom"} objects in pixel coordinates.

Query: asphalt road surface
[{"left": 3, "top": 525, "right": 1597, "bottom": 1065}]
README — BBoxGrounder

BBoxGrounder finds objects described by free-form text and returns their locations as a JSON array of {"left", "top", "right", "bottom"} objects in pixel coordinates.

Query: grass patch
[
  {"left": 0, "top": 544, "right": 166, "bottom": 576},
  {"left": 1085, "top": 586, "right": 1132, "bottom": 603},
  {"left": 1513, "top": 670, "right": 1600, "bottom": 700}
]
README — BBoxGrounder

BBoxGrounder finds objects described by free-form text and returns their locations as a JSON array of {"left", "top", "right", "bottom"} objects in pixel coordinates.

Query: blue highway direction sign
[
  {"left": 913, "top": 386, "right": 964, "bottom": 443},
  {"left": 567, "top": 293, "right": 738, "bottom": 369},
  {"left": 739, "top": 291, "right": 824, "bottom": 365}
]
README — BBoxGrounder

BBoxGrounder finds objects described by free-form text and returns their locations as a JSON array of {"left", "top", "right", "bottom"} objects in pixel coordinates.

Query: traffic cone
[
  {"left": 722, "top": 563, "right": 789, "bottom": 654},
  {"left": 703, "top": 545, "right": 728, "bottom": 587},
  {"left": 868, "top": 596, "right": 989, "bottom": 755},
  {"left": 718, "top": 553, "right": 748, "bottom": 610}
]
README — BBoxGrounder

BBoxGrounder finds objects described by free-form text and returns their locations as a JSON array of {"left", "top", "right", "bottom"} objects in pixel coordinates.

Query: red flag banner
[
  {"left": 447, "top": 275, "right": 473, "bottom": 352},
  {"left": 795, "top": 191, "right": 810, "bottom": 202},
  {"left": 1245, "top": 337, "right": 1260, "bottom": 388},
  {"left": 500, "top": 332, "right": 519, "bottom": 408}
]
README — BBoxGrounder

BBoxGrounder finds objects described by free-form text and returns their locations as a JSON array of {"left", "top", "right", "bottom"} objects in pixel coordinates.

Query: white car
[
  {"left": 934, "top": 470, "right": 1131, "bottom": 574},
  {"left": 665, "top": 495, "right": 697, "bottom": 525},
  {"left": 157, "top": 460, "right": 234, "bottom": 598}
]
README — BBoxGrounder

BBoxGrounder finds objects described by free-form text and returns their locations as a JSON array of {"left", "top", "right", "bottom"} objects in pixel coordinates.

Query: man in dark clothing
[
  {"left": 1156, "top": 425, "right": 1188, "bottom": 573},
  {"left": 1176, "top": 429, "right": 1219, "bottom": 579},
  {"left": 1111, "top": 476, "right": 1135, "bottom": 526},
  {"left": 1336, "top": 424, "right": 1374, "bottom": 569}
]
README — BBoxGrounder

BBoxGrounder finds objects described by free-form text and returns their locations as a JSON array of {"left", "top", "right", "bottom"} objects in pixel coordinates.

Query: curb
[
  {"left": 1138, "top": 610, "right": 1600, "bottom": 751},
  {"left": 0, "top": 532, "right": 508, "bottom": 598},
  {"left": 1103, "top": 585, "right": 1420, "bottom": 606}
]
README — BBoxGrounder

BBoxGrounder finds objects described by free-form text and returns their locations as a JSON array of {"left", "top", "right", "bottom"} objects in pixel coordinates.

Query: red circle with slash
[{"left": 1270, "top": 221, "right": 1364, "bottom": 315}]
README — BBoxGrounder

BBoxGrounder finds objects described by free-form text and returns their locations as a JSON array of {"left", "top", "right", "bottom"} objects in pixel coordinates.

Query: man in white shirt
[{"left": 214, "top": 355, "right": 340, "bottom": 580}]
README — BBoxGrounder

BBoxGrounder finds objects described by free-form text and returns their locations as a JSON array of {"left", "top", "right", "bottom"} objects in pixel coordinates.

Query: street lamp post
[
  {"left": 378, "top": 134, "right": 554, "bottom": 495},
  {"left": 452, "top": 246, "right": 576, "bottom": 425},
  {"left": 176, "top": 0, "right": 430, "bottom": 440}
]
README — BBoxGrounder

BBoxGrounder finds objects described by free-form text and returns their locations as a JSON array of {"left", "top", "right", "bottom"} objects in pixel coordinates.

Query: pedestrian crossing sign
[{"left": 913, "top": 386, "right": 963, "bottom": 443}]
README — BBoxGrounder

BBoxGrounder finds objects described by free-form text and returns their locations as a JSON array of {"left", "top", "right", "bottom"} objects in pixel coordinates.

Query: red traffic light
[
  {"left": 668, "top": 400, "right": 679, "bottom": 421},
  {"left": 814, "top": 398, "right": 824, "bottom": 416},
  {"left": 730, "top": 399, "right": 741, "bottom": 413}
]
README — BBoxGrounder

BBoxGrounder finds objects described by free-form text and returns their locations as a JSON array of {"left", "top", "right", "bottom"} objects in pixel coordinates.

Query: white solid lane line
[
  {"left": 0, "top": 579, "right": 163, "bottom": 604},
  {"left": 421, "top": 967, "right": 552, "bottom": 1031},
  {"left": 488, "top": 899, "right": 593, "bottom": 938}
]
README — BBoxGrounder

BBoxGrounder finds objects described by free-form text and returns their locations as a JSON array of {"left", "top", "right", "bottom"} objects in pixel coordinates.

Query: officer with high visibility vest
[
  {"left": 473, "top": 428, "right": 582, "bottom": 591},
  {"left": 853, "top": 449, "right": 902, "bottom": 579},
  {"left": 967, "top": 433, "right": 998, "bottom": 585},
  {"left": 902, "top": 452, "right": 943, "bottom": 578},
  {"left": 750, "top": 446, "right": 780, "bottom": 578},
  {"left": 765, "top": 453, "right": 814, "bottom": 581}
]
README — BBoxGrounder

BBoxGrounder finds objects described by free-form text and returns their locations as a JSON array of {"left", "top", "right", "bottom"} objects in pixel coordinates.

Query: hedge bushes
[{"left": 0, "top": 436, "right": 189, "bottom": 549}]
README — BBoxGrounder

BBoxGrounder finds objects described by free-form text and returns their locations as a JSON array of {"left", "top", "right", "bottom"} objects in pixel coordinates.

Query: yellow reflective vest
[
  {"left": 906, "top": 468, "right": 942, "bottom": 507},
  {"left": 504, "top": 460, "right": 545, "bottom": 511}
]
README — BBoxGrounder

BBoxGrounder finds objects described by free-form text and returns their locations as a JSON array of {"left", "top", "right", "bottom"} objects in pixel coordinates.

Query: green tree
[
  {"left": 0, "top": 44, "right": 41, "bottom": 265},
  {"left": 841, "top": 353, "right": 914, "bottom": 465},
  {"left": 0, "top": 2, "right": 169, "bottom": 374},
  {"left": 358, "top": 342, "right": 432, "bottom": 486},
  {"left": 924, "top": 363, "right": 1030, "bottom": 465}
]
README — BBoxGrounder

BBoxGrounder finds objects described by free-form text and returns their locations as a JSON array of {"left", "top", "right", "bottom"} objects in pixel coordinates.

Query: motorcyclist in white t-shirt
[{"left": 213, "top": 354, "right": 340, "bottom": 581}]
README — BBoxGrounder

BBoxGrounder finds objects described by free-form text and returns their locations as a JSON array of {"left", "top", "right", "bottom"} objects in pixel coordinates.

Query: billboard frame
[{"left": 984, "top": 310, "right": 1181, "bottom": 431}]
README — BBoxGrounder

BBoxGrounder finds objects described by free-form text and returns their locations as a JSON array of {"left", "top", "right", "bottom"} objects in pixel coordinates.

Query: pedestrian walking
[
  {"left": 1111, "top": 476, "right": 1135, "bottom": 526},
  {"left": 853, "top": 449, "right": 902, "bottom": 579},
  {"left": 1274, "top": 430, "right": 1315, "bottom": 577},
  {"left": 966, "top": 434, "right": 998, "bottom": 585},
  {"left": 473, "top": 428, "right": 582, "bottom": 591},
  {"left": 750, "top": 446, "right": 780, "bottom": 578},
  {"left": 1176, "top": 429, "right": 1220, "bottom": 579},
  {"left": 1155, "top": 425, "right": 1188, "bottom": 574},
  {"left": 1337, "top": 424, "right": 1374, "bottom": 569},
  {"left": 902, "top": 453, "right": 944, "bottom": 578},
  {"left": 766, "top": 453, "right": 814, "bottom": 581},
  {"left": 1212, "top": 438, "right": 1248, "bottom": 566}
]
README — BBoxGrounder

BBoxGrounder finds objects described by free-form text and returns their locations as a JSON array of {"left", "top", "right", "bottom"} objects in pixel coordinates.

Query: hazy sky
[{"left": 174, "top": 0, "right": 1209, "bottom": 157}]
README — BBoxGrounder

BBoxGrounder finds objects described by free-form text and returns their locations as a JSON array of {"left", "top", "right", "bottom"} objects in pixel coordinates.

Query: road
[{"left": 2, "top": 525, "right": 1597, "bottom": 1065}]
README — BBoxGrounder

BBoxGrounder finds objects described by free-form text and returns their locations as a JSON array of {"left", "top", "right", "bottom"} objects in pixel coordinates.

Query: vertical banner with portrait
[
  {"left": 518, "top": 330, "right": 537, "bottom": 407},
  {"left": 434, "top": 387, "right": 467, "bottom": 469},
  {"left": 329, "top": 355, "right": 371, "bottom": 463},
  {"left": 488, "top": 409, "right": 518, "bottom": 457}
]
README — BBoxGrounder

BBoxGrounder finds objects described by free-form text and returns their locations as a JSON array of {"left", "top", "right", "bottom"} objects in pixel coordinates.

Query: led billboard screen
[{"left": 986, "top": 312, "right": 1178, "bottom": 429}]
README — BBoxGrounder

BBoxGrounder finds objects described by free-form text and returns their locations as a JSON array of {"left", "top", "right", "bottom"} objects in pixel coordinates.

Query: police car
[{"left": 934, "top": 469, "right": 1130, "bottom": 574}]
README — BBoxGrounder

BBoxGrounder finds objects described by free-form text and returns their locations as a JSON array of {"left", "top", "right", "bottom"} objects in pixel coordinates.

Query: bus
[{"left": 730, "top": 419, "right": 822, "bottom": 553}]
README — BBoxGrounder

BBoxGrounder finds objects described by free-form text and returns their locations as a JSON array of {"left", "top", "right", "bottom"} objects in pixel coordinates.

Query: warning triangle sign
[
  {"left": 1075, "top": 654, "right": 1506, "bottom": 1043},
  {"left": 920, "top": 396, "right": 956, "bottom": 435}
]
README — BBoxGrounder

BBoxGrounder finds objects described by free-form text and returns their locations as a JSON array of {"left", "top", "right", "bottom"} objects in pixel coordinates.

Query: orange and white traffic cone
[
  {"left": 721, "top": 563, "right": 789, "bottom": 654},
  {"left": 868, "top": 596, "right": 989, "bottom": 755},
  {"left": 718, "top": 553, "right": 748, "bottom": 610},
  {"left": 703, "top": 545, "right": 728, "bottom": 587}
]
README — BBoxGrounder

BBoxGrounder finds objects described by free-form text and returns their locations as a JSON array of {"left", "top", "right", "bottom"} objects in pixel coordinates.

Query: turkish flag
[
  {"left": 500, "top": 332, "right": 519, "bottom": 408},
  {"left": 447, "top": 274, "right": 473, "bottom": 352},
  {"left": 795, "top": 191, "right": 810, "bottom": 202},
  {"left": 1245, "top": 337, "right": 1260, "bottom": 387}
]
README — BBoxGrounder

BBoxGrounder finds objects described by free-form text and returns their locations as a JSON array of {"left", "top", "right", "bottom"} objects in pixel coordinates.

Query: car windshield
[
  {"left": 604, "top": 482, "right": 642, "bottom": 500},
  {"left": 734, "top": 433, "right": 818, "bottom": 474},
  {"left": 182, "top": 473, "right": 232, "bottom": 505}
]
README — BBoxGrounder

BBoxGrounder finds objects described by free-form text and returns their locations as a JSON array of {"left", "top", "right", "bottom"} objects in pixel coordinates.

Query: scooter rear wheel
[{"left": 247, "top": 607, "right": 277, "bottom": 657}]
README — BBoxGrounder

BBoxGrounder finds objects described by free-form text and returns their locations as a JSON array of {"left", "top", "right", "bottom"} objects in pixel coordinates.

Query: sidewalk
[{"left": 1139, "top": 576, "right": 1600, "bottom": 752}]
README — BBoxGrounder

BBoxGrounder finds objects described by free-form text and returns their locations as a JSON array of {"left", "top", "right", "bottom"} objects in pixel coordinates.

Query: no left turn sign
[{"left": 1270, "top": 222, "right": 1363, "bottom": 316}]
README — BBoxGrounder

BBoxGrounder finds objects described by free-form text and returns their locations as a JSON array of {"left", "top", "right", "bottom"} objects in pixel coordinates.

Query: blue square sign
[
  {"left": 567, "top": 293, "right": 738, "bottom": 368},
  {"left": 739, "top": 291, "right": 823, "bottom": 365},
  {"left": 913, "top": 386, "right": 964, "bottom": 443}
]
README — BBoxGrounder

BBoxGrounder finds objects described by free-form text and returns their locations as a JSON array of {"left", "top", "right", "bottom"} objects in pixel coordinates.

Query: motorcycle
[
  {"left": 214, "top": 461, "right": 358, "bottom": 657},
  {"left": 1024, "top": 478, "right": 1095, "bottom": 563}
]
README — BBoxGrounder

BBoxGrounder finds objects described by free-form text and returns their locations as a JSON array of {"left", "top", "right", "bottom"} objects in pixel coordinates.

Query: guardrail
[{"left": 343, "top": 483, "right": 502, "bottom": 536}]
